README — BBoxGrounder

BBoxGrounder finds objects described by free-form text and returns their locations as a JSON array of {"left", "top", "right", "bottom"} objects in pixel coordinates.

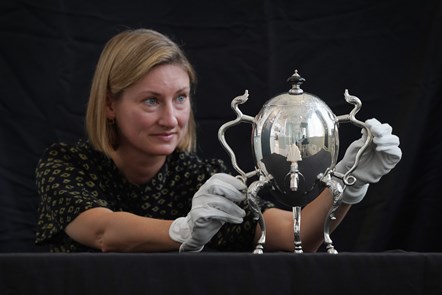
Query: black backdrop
[{"left": 0, "top": 0, "right": 441, "bottom": 252}]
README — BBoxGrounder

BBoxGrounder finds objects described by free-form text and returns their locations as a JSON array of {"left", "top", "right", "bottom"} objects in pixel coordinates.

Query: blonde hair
[{"left": 85, "top": 29, "right": 197, "bottom": 157}]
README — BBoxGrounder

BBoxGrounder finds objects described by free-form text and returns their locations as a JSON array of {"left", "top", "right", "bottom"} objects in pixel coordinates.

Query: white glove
[
  {"left": 169, "top": 173, "right": 246, "bottom": 252},
  {"left": 335, "top": 118, "right": 402, "bottom": 204}
]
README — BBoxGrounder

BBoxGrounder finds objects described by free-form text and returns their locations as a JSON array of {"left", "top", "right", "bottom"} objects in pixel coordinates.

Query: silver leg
[
  {"left": 247, "top": 180, "right": 267, "bottom": 254},
  {"left": 323, "top": 177, "right": 344, "bottom": 254},
  {"left": 293, "top": 206, "right": 303, "bottom": 253}
]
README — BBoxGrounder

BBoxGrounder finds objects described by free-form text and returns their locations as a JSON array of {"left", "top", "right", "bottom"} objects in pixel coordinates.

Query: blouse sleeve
[{"left": 35, "top": 143, "right": 110, "bottom": 245}]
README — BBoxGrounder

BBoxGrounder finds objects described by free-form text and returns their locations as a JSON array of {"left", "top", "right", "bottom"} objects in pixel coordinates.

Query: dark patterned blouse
[{"left": 35, "top": 140, "right": 273, "bottom": 252}]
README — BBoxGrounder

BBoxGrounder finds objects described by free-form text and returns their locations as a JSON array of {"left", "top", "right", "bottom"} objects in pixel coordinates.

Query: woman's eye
[
  {"left": 176, "top": 95, "right": 187, "bottom": 104},
  {"left": 143, "top": 98, "right": 158, "bottom": 106}
]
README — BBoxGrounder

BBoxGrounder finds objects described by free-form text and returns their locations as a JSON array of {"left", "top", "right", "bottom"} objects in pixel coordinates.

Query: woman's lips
[{"left": 153, "top": 132, "right": 176, "bottom": 142}]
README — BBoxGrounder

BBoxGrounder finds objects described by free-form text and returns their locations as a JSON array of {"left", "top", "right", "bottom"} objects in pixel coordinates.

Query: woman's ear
[{"left": 105, "top": 94, "right": 115, "bottom": 120}]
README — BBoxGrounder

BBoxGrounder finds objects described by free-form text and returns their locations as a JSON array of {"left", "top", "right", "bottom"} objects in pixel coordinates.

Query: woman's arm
[
  {"left": 65, "top": 207, "right": 180, "bottom": 252},
  {"left": 259, "top": 188, "right": 351, "bottom": 252},
  {"left": 65, "top": 173, "right": 248, "bottom": 253}
]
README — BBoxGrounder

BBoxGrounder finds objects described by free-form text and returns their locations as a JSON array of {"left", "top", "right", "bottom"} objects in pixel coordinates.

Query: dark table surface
[{"left": 1, "top": 252, "right": 441, "bottom": 295}]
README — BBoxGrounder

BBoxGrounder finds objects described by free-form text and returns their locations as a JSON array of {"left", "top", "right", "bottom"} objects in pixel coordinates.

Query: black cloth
[
  {"left": 1, "top": 252, "right": 441, "bottom": 295},
  {"left": 35, "top": 140, "right": 272, "bottom": 252}
]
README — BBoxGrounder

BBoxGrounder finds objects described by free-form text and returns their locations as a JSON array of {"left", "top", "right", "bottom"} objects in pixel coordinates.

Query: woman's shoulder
[
  {"left": 41, "top": 139, "right": 103, "bottom": 160},
  {"left": 37, "top": 139, "right": 111, "bottom": 172}
]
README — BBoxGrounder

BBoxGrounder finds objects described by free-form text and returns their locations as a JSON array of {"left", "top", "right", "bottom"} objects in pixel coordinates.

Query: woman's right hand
[{"left": 169, "top": 173, "right": 246, "bottom": 252}]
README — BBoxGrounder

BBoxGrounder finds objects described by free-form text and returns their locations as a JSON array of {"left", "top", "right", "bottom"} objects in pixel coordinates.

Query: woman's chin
[{"left": 147, "top": 145, "right": 177, "bottom": 156}]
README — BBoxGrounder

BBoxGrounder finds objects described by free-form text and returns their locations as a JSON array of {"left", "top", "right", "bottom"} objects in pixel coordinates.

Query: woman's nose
[{"left": 158, "top": 103, "right": 178, "bottom": 127}]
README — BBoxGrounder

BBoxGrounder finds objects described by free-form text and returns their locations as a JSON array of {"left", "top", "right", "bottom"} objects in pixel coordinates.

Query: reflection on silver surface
[{"left": 253, "top": 90, "right": 339, "bottom": 207}]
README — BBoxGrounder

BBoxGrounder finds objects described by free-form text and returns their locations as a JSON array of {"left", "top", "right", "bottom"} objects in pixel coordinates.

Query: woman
[{"left": 35, "top": 28, "right": 401, "bottom": 252}]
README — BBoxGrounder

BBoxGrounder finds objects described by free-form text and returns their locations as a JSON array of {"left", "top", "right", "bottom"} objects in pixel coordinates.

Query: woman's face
[{"left": 107, "top": 64, "right": 191, "bottom": 158}]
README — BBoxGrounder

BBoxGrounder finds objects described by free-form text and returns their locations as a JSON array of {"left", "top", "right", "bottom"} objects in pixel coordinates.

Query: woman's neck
[{"left": 111, "top": 147, "right": 167, "bottom": 185}]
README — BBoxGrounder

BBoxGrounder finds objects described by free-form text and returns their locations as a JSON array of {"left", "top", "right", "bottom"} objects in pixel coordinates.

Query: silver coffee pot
[{"left": 218, "top": 70, "right": 372, "bottom": 254}]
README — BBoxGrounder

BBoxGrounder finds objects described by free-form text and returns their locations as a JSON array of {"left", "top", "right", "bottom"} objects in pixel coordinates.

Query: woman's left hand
[{"left": 335, "top": 118, "right": 402, "bottom": 204}]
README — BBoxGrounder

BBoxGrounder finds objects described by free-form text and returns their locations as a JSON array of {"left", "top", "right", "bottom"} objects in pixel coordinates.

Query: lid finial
[{"left": 287, "top": 70, "right": 305, "bottom": 95}]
